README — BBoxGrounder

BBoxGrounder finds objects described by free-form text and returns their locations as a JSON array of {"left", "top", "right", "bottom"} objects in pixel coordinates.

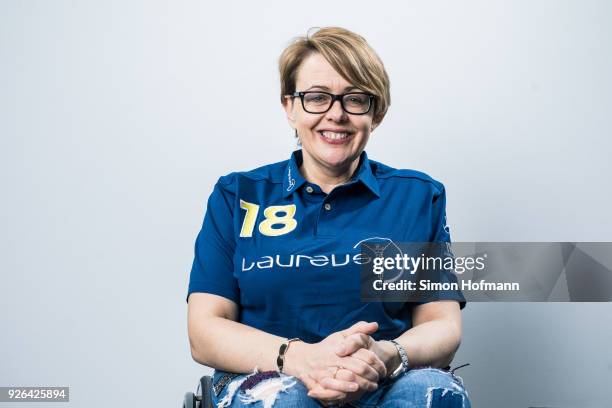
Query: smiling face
[{"left": 283, "top": 52, "right": 380, "bottom": 174}]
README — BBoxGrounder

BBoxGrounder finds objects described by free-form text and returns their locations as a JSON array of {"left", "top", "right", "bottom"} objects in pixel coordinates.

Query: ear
[{"left": 282, "top": 96, "right": 296, "bottom": 127}]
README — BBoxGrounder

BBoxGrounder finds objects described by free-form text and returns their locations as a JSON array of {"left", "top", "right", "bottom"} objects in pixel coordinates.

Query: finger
[
  {"left": 298, "top": 372, "right": 318, "bottom": 392},
  {"left": 335, "top": 368, "right": 378, "bottom": 392},
  {"left": 308, "top": 386, "right": 346, "bottom": 401},
  {"left": 318, "top": 375, "right": 360, "bottom": 393},
  {"left": 340, "top": 321, "right": 379, "bottom": 338},
  {"left": 353, "top": 347, "right": 388, "bottom": 379},
  {"left": 336, "top": 333, "right": 371, "bottom": 356},
  {"left": 308, "top": 385, "right": 347, "bottom": 401},
  {"left": 313, "top": 367, "right": 360, "bottom": 393},
  {"left": 301, "top": 373, "right": 347, "bottom": 401},
  {"left": 338, "top": 355, "right": 380, "bottom": 383}
]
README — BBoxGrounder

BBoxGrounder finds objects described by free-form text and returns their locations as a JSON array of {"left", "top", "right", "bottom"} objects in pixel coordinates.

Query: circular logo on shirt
[{"left": 354, "top": 237, "right": 406, "bottom": 283}]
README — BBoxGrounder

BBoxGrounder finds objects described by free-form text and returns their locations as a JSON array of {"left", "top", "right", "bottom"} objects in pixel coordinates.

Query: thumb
[{"left": 340, "top": 321, "right": 379, "bottom": 337}]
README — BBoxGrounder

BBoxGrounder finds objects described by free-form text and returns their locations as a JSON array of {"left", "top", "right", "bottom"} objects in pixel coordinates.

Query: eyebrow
[{"left": 305, "top": 85, "right": 362, "bottom": 92}]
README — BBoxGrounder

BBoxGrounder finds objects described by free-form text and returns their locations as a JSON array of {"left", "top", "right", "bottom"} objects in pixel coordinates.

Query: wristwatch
[{"left": 388, "top": 339, "right": 410, "bottom": 379}]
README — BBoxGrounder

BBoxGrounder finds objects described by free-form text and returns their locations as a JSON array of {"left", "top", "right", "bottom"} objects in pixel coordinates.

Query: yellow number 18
[{"left": 239, "top": 200, "right": 297, "bottom": 237}]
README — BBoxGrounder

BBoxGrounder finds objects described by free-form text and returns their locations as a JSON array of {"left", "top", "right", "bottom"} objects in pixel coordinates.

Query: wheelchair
[{"left": 183, "top": 375, "right": 214, "bottom": 408}]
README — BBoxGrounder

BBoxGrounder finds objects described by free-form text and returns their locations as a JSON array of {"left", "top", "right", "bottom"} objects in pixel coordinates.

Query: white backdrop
[{"left": 1, "top": 1, "right": 611, "bottom": 407}]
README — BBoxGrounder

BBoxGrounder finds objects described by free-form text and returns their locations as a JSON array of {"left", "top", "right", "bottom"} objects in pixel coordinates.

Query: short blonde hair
[{"left": 279, "top": 27, "right": 390, "bottom": 123}]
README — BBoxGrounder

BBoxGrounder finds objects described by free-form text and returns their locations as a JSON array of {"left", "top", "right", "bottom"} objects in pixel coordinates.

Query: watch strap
[{"left": 389, "top": 339, "right": 409, "bottom": 378}]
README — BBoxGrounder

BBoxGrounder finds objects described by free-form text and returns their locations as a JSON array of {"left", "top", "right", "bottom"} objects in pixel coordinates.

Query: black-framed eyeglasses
[{"left": 288, "top": 91, "right": 376, "bottom": 115}]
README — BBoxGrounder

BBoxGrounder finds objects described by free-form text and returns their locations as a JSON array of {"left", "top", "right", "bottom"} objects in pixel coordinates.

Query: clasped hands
[{"left": 292, "top": 321, "right": 393, "bottom": 406}]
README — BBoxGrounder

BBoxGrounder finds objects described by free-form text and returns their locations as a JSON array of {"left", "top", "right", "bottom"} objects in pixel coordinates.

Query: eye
[
  {"left": 304, "top": 93, "right": 331, "bottom": 104},
  {"left": 346, "top": 95, "right": 368, "bottom": 104}
]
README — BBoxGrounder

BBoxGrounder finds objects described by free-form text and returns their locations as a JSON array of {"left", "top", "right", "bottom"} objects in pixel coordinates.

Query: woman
[{"left": 187, "top": 27, "right": 470, "bottom": 407}]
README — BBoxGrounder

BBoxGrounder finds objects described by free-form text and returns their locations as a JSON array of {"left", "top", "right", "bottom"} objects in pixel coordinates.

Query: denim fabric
[{"left": 211, "top": 367, "right": 470, "bottom": 408}]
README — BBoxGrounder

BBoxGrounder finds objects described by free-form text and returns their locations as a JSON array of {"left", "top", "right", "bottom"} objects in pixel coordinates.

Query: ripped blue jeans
[{"left": 211, "top": 367, "right": 471, "bottom": 408}]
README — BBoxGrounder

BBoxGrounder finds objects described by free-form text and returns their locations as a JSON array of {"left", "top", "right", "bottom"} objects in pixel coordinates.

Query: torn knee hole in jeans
[
  {"left": 217, "top": 368, "right": 297, "bottom": 408},
  {"left": 426, "top": 385, "right": 467, "bottom": 408}
]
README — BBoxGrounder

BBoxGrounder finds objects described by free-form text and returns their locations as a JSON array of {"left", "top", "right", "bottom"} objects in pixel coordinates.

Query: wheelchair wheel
[
  {"left": 183, "top": 391, "right": 197, "bottom": 408},
  {"left": 199, "top": 375, "right": 213, "bottom": 408}
]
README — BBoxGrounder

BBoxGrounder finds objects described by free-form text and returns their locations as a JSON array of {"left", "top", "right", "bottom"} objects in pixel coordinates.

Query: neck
[{"left": 299, "top": 152, "right": 361, "bottom": 194}]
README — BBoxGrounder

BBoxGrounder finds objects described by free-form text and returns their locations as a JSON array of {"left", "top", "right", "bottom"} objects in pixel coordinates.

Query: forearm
[
  {"left": 378, "top": 318, "right": 461, "bottom": 373},
  {"left": 396, "top": 318, "right": 461, "bottom": 368},
  {"left": 190, "top": 316, "right": 288, "bottom": 374}
]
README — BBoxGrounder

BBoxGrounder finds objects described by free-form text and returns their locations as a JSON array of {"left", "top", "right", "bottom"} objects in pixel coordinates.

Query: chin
[{"left": 316, "top": 150, "right": 354, "bottom": 168}]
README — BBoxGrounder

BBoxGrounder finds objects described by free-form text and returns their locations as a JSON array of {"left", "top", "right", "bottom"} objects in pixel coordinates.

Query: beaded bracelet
[{"left": 276, "top": 338, "right": 301, "bottom": 373}]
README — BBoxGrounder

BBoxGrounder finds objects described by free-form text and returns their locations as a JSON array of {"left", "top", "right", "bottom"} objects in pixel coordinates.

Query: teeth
[{"left": 320, "top": 131, "right": 349, "bottom": 140}]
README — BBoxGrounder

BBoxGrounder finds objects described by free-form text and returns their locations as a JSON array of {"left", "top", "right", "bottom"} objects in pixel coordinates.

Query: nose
[{"left": 325, "top": 98, "right": 348, "bottom": 122}]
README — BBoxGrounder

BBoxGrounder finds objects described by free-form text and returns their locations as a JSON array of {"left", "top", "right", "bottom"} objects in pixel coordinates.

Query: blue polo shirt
[{"left": 187, "top": 149, "right": 465, "bottom": 343}]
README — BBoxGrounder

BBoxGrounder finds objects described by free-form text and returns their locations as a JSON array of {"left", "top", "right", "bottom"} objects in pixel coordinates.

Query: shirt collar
[
  {"left": 353, "top": 151, "right": 381, "bottom": 197},
  {"left": 282, "top": 150, "right": 380, "bottom": 198},
  {"left": 282, "top": 150, "right": 308, "bottom": 197}
]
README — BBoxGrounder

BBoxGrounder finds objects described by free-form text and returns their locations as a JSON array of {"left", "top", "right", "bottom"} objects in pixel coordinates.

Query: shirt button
[
  {"left": 324, "top": 203, "right": 332, "bottom": 211},
  {"left": 306, "top": 186, "right": 314, "bottom": 193}
]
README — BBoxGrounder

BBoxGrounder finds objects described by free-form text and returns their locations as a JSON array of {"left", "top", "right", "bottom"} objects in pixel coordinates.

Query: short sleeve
[
  {"left": 423, "top": 183, "right": 467, "bottom": 310},
  {"left": 186, "top": 177, "right": 240, "bottom": 303},
  {"left": 430, "top": 183, "right": 452, "bottom": 243}
]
